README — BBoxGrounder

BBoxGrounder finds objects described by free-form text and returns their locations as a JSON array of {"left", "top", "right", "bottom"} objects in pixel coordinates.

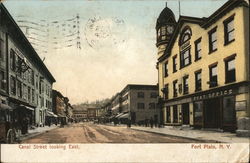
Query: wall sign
[{"left": 193, "top": 89, "right": 233, "bottom": 101}]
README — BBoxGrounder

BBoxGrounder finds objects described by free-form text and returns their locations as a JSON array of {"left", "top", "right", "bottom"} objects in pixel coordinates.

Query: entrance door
[
  {"left": 182, "top": 103, "right": 190, "bottom": 125},
  {"left": 204, "top": 98, "right": 221, "bottom": 128}
]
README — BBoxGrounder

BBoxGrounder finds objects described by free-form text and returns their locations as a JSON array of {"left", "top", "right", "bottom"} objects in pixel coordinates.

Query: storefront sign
[{"left": 193, "top": 89, "right": 233, "bottom": 101}]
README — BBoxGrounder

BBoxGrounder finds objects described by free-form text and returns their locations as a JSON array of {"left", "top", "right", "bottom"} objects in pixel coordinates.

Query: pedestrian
[{"left": 150, "top": 117, "right": 153, "bottom": 128}]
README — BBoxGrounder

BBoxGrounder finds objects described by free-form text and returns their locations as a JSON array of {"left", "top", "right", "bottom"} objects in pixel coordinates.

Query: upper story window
[
  {"left": 150, "top": 92, "right": 157, "bottom": 98},
  {"left": 164, "top": 84, "right": 169, "bottom": 100},
  {"left": 224, "top": 15, "right": 235, "bottom": 45},
  {"left": 173, "top": 80, "right": 178, "bottom": 98},
  {"left": 0, "top": 39, "right": 3, "bottom": 61},
  {"left": 10, "top": 76, "right": 16, "bottom": 95},
  {"left": 0, "top": 70, "right": 5, "bottom": 91},
  {"left": 137, "top": 92, "right": 144, "bottom": 98},
  {"left": 183, "top": 76, "right": 189, "bottom": 95},
  {"left": 195, "top": 70, "right": 202, "bottom": 92},
  {"left": 137, "top": 103, "right": 145, "bottom": 109},
  {"left": 17, "top": 80, "right": 22, "bottom": 98},
  {"left": 149, "top": 103, "right": 156, "bottom": 109},
  {"left": 179, "top": 27, "right": 192, "bottom": 45},
  {"left": 164, "top": 61, "right": 168, "bottom": 77},
  {"left": 10, "top": 49, "right": 16, "bottom": 71},
  {"left": 224, "top": 54, "right": 236, "bottom": 83},
  {"left": 209, "top": 63, "right": 218, "bottom": 88},
  {"left": 172, "top": 55, "right": 177, "bottom": 73},
  {"left": 208, "top": 27, "right": 217, "bottom": 53},
  {"left": 180, "top": 48, "right": 191, "bottom": 68},
  {"left": 195, "top": 38, "right": 202, "bottom": 61}
]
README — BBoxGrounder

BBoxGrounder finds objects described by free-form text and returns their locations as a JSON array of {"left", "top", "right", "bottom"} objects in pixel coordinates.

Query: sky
[{"left": 3, "top": 0, "right": 227, "bottom": 104}]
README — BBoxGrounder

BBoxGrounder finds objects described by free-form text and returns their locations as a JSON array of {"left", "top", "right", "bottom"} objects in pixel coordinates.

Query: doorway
[
  {"left": 204, "top": 98, "right": 221, "bottom": 128},
  {"left": 182, "top": 103, "right": 190, "bottom": 125}
]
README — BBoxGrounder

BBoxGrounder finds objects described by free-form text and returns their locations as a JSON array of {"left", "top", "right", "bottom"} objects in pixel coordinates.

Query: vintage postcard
[{"left": 0, "top": 0, "right": 249, "bottom": 162}]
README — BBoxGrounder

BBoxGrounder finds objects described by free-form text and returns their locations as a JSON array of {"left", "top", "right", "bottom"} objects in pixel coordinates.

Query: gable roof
[{"left": 158, "top": 0, "right": 249, "bottom": 62}]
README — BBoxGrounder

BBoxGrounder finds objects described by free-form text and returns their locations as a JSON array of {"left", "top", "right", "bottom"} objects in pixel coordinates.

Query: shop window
[
  {"left": 209, "top": 64, "right": 218, "bottom": 88},
  {"left": 173, "top": 80, "right": 178, "bottom": 97},
  {"left": 10, "top": 76, "right": 16, "bottom": 95},
  {"left": 173, "top": 105, "right": 178, "bottom": 123},
  {"left": 225, "top": 56, "right": 236, "bottom": 83},
  {"left": 224, "top": 15, "right": 235, "bottom": 45},
  {"left": 163, "top": 61, "right": 168, "bottom": 77},
  {"left": 137, "top": 103, "right": 144, "bottom": 109},
  {"left": 180, "top": 48, "right": 191, "bottom": 68},
  {"left": 208, "top": 27, "right": 217, "bottom": 53},
  {"left": 166, "top": 106, "right": 171, "bottom": 123},
  {"left": 137, "top": 92, "right": 144, "bottom": 98},
  {"left": 223, "top": 96, "right": 235, "bottom": 125},
  {"left": 195, "top": 38, "right": 202, "bottom": 61},
  {"left": 195, "top": 70, "right": 202, "bottom": 91},
  {"left": 149, "top": 103, "right": 156, "bottom": 109},
  {"left": 183, "top": 76, "right": 189, "bottom": 95},
  {"left": 194, "top": 101, "right": 203, "bottom": 126},
  {"left": 172, "top": 55, "right": 177, "bottom": 73}
]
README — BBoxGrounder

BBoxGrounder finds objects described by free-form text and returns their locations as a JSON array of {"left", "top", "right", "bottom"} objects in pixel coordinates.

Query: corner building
[{"left": 156, "top": 0, "right": 249, "bottom": 136}]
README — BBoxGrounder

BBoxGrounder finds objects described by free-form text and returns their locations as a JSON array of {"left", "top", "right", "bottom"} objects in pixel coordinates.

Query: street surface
[{"left": 22, "top": 123, "right": 203, "bottom": 143}]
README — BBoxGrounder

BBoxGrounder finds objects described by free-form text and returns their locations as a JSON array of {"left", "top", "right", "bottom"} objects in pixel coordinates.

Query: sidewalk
[
  {"left": 19, "top": 125, "right": 59, "bottom": 142},
  {"left": 131, "top": 126, "right": 249, "bottom": 143}
]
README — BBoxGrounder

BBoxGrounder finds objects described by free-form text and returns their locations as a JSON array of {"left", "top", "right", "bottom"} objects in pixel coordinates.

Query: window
[
  {"left": 0, "top": 70, "right": 5, "bottom": 91},
  {"left": 10, "top": 49, "right": 16, "bottom": 71},
  {"left": 17, "top": 80, "right": 22, "bottom": 98},
  {"left": 225, "top": 56, "right": 236, "bottom": 83},
  {"left": 164, "top": 84, "right": 169, "bottom": 100},
  {"left": 0, "top": 40, "right": 3, "bottom": 60},
  {"left": 180, "top": 48, "right": 191, "bottom": 68},
  {"left": 161, "top": 26, "right": 166, "bottom": 40},
  {"left": 31, "top": 70, "right": 35, "bottom": 85},
  {"left": 10, "top": 76, "right": 16, "bottom": 95},
  {"left": 137, "top": 103, "right": 144, "bottom": 109},
  {"left": 224, "top": 15, "right": 235, "bottom": 45},
  {"left": 164, "top": 61, "right": 168, "bottom": 77},
  {"left": 35, "top": 75, "right": 38, "bottom": 89},
  {"left": 209, "top": 64, "right": 218, "bottom": 87},
  {"left": 32, "top": 89, "right": 35, "bottom": 103},
  {"left": 173, "top": 55, "right": 177, "bottom": 73},
  {"left": 194, "top": 101, "right": 203, "bottom": 126},
  {"left": 195, "top": 38, "right": 202, "bottom": 61},
  {"left": 23, "top": 84, "right": 27, "bottom": 100},
  {"left": 150, "top": 92, "right": 157, "bottom": 98},
  {"left": 183, "top": 76, "right": 189, "bottom": 94},
  {"left": 208, "top": 27, "right": 217, "bottom": 53},
  {"left": 195, "top": 70, "right": 202, "bottom": 91},
  {"left": 137, "top": 92, "right": 144, "bottom": 98},
  {"left": 173, "top": 80, "right": 178, "bottom": 97},
  {"left": 149, "top": 103, "right": 156, "bottom": 109},
  {"left": 28, "top": 87, "right": 31, "bottom": 102},
  {"left": 173, "top": 105, "right": 178, "bottom": 123},
  {"left": 179, "top": 27, "right": 192, "bottom": 45}
]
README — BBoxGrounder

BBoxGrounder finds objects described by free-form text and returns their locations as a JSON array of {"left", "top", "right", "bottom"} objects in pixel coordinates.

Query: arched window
[
  {"left": 179, "top": 26, "right": 192, "bottom": 45},
  {"left": 179, "top": 26, "right": 192, "bottom": 69}
]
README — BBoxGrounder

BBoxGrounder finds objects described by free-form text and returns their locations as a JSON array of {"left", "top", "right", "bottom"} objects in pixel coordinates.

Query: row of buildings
[
  {"left": 0, "top": 2, "right": 74, "bottom": 137},
  {"left": 156, "top": 0, "right": 249, "bottom": 136}
]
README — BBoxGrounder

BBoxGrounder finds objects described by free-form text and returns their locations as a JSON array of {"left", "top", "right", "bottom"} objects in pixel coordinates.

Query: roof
[
  {"left": 120, "top": 84, "right": 158, "bottom": 95},
  {"left": 156, "top": 4, "right": 176, "bottom": 29},
  {"left": 0, "top": 3, "right": 56, "bottom": 83},
  {"left": 158, "top": 0, "right": 249, "bottom": 62}
]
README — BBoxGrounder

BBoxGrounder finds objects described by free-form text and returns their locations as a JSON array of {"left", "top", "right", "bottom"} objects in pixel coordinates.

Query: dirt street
[{"left": 22, "top": 123, "right": 203, "bottom": 143}]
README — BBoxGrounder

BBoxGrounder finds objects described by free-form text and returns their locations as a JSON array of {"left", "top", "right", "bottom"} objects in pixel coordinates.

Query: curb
[
  {"left": 20, "top": 127, "right": 59, "bottom": 142},
  {"left": 131, "top": 127, "right": 223, "bottom": 143}
]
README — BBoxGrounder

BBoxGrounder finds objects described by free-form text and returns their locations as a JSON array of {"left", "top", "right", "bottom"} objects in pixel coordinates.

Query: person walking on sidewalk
[{"left": 150, "top": 117, "right": 154, "bottom": 128}]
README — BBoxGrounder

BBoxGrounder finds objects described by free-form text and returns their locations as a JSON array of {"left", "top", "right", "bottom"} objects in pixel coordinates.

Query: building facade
[
  {"left": 72, "top": 108, "right": 87, "bottom": 122},
  {"left": 156, "top": 0, "right": 249, "bottom": 136},
  {"left": 0, "top": 3, "right": 56, "bottom": 127}
]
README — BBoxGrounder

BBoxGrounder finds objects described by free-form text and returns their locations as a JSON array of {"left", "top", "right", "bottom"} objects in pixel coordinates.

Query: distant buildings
[
  {"left": 156, "top": 0, "right": 249, "bottom": 136},
  {"left": 103, "top": 84, "right": 159, "bottom": 125}
]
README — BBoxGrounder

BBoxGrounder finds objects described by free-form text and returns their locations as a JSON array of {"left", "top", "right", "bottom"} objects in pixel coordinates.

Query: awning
[
  {"left": 20, "top": 104, "right": 35, "bottom": 111},
  {"left": 118, "top": 113, "right": 129, "bottom": 119},
  {"left": 115, "top": 113, "right": 124, "bottom": 118},
  {"left": 0, "top": 103, "right": 13, "bottom": 110},
  {"left": 46, "top": 111, "right": 58, "bottom": 117}
]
